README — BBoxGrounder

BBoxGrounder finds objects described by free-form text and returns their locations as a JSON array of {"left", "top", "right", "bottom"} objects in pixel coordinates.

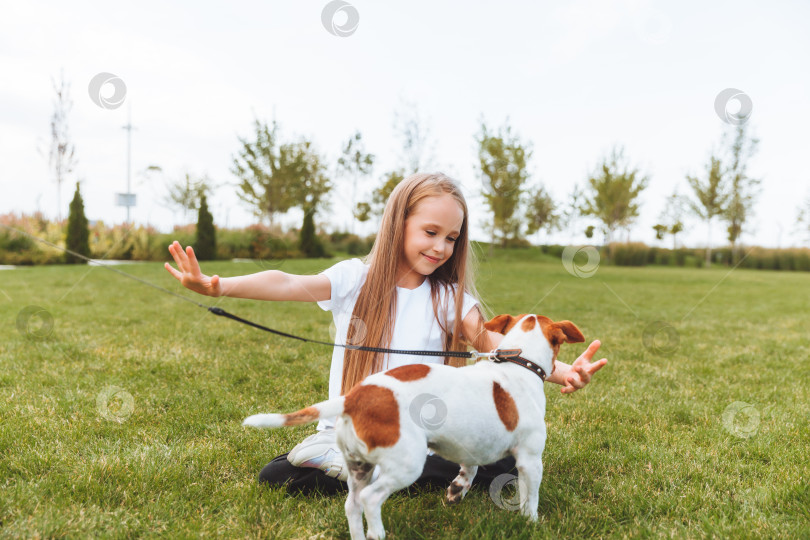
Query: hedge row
[
  {"left": 0, "top": 213, "right": 374, "bottom": 266},
  {"left": 540, "top": 243, "right": 810, "bottom": 271},
  {"left": 3, "top": 213, "right": 809, "bottom": 272}
]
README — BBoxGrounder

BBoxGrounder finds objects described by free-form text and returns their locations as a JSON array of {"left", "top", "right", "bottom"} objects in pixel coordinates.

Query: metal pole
[{"left": 123, "top": 104, "right": 133, "bottom": 224}]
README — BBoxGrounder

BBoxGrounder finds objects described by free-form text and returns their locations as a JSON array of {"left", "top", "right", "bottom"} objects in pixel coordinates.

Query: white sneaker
[{"left": 287, "top": 429, "right": 348, "bottom": 482}]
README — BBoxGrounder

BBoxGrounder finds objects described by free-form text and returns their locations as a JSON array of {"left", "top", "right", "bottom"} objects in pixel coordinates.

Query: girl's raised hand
[
  {"left": 560, "top": 340, "right": 608, "bottom": 394},
  {"left": 164, "top": 241, "right": 223, "bottom": 297}
]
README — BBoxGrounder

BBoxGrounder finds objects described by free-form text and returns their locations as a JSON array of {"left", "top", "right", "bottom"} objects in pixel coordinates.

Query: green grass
[{"left": 1, "top": 250, "right": 808, "bottom": 539}]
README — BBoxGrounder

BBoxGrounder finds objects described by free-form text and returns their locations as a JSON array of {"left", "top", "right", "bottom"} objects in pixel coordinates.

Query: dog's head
[{"left": 484, "top": 314, "right": 584, "bottom": 376}]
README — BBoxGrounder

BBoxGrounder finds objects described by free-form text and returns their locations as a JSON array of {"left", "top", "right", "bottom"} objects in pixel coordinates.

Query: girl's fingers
[
  {"left": 588, "top": 358, "right": 608, "bottom": 374},
  {"left": 186, "top": 246, "right": 204, "bottom": 278},
  {"left": 164, "top": 262, "right": 182, "bottom": 280},
  {"left": 173, "top": 241, "right": 190, "bottom": 273},
  {"left": 576, "top": 365, "right": 590, "bottom": 384},
  {"left": 168, "top": 242, "right": 184, "bottom": 271},
  {"left": 580, "top": 340, "right": 601, "bottom": 361},
  {"left": 174, "top": 241, "right": 189, "bottom": 269}
]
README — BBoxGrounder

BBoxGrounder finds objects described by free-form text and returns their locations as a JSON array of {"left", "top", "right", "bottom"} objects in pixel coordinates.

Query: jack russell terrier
[{"left": 244, "top": 313, "right": 585, "bottom": 540}]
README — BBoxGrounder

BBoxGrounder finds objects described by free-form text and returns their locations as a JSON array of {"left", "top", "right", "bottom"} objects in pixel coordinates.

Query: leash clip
[{"left": 467, "top": 350, "right": 498, "bottom": 365}]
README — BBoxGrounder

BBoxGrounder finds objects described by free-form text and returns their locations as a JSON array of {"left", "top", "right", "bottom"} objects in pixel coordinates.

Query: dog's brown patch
[
  {"left": 386, "top": 364, "right": 431, "bottom": 382},
  {"left": 484, "top": 314, "right": 529, "bottom": 335},
  {"left": 284, "top": 406, "right": 320, "bottom": 426},
  {"left": 344, "top": 384, "right": 400, "bottom": 450},
  {"left": 492, "top": 382, "right": 519, "bottom": 431},
  {"left": 521, "top": 315, "right": 536, "bottom": 331}
]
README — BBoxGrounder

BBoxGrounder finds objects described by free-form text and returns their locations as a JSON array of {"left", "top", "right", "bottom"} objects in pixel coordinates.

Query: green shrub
[
  {"left": 65, "top": 183, "right": 90, "bottom": 264},
  {"left": 194, "top": 194, "right": 217, "bottom": 260}
]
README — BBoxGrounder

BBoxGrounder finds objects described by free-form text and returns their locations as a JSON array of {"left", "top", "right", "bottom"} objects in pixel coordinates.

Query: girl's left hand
[{"left": 561, "top": 340, "right": 608, "bottom": 394}]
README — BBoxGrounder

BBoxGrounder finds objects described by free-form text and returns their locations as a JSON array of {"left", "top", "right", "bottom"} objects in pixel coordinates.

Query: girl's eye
[{"left": 427, "top": 231, "right": 457, "bottom": 242}]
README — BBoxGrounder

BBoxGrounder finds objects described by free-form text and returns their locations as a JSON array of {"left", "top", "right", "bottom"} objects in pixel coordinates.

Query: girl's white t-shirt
[{"left": 315, "top": 258, "right": 479, "bottom": 430}]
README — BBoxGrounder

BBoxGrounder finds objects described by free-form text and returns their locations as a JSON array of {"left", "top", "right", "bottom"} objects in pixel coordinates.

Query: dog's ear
[
  {"left": 552, "top": 320, "right": 585, "bottom": 344},
  {"left": 484, "top": 314, "right": 529, "bottom": 335},
  {"left": 484, "top": 314, "right": 514, "bottom": 335}
]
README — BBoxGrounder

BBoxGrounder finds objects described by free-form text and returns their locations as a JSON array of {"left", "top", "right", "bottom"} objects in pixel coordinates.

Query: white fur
[{"left": 246, "top": 314, "right": 562, "bottom": 540}]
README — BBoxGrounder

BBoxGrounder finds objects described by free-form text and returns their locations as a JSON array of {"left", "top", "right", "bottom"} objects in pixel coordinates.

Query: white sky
[{"left": 1, "top": 0, "right": 809, "bottom": 248}]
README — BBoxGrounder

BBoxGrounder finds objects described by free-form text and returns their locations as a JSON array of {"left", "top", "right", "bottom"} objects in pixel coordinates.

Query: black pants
[{"left": 259, "top": 452, "right": 518, "bottom": 495}]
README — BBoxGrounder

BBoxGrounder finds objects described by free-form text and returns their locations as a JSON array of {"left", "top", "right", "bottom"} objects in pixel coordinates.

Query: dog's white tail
[{"left": 242, "top": 397, "right": 346, "bottom": 429}]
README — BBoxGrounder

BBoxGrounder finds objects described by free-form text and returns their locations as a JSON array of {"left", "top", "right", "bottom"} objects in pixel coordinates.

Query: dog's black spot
[
  {"left": 449, "top": 482, "right": 463, "bottom": 495},
  {"left": 348, "top": 461, "right": 373, "bottom": 480}
]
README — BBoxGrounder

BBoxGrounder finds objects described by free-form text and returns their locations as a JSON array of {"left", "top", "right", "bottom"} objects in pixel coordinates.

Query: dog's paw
[{"left": 445, "top": 481, "right": 467, "bottom": 505}]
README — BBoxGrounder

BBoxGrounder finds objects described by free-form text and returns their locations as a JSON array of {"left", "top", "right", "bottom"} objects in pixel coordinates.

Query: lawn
[{"left": 1, "top": 249, "right": 808, "bottom": 538}]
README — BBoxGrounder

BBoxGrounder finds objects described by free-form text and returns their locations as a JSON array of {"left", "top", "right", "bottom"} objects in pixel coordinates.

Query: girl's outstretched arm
[{"left": 164, "top": 241, "right": 330, "bottom": 302}]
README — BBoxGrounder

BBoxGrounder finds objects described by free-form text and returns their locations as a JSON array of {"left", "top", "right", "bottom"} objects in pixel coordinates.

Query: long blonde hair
[{"left": 340, "top": 172, "right": 491, "bottom": 394}]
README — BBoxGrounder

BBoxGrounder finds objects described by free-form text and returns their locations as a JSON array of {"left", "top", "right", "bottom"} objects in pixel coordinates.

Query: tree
[
  {"left": 686, "top": 153, "right": 727, "bottom": 266},
  {"left": 337, "top": 130, "right": 375, "bottom": 233},
  {"left": 476, "top": 119, "right": 532, "bottom": 250},
  {"left": 525, "top": 185, "right": 559, "bottom": 244},
  {"left": 45, "top": 70, "right": 77, "bottom": 222},
  {"left": 231, "top": 119, "right": 298, "bottom": 227},
  {"left": 722, "top": 124, "right": 760, "bottom": 264},
  {"left": 286, "top": 140, "right": 332, "bottom": 215},
  {"left": 195, "top": 193, "right": 216, "bottom": 261},
  {"left": 581, "top": 146, "right": 649, "bottom": 255},
  {"left": 299, "top": 208, "right": 326, "bottom": 258},
  {"left": 65, "top": 182, "right": 90, "bottom": 264},
  {"left": 164, "top": 173, "right": 212, "bottom": 224},
  {"left": 653, "top": 224, "right": 667, "bottom": 241},
  {"left": 561, "top": 184, "right": 584, "bottom": 241},
  {"left": 360, "top": 169, "right": 405, "bottom": 221},
  {"left": 659, "top": 188, "right": 686, "bottom": 249},
  {"left": 393, "top": 99, "right": 436, "bottom": 174}
]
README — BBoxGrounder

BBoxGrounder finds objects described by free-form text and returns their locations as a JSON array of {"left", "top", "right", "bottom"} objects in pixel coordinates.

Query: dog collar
[{"left": 492, "top": 349, "right": 547, "bottom": 381}]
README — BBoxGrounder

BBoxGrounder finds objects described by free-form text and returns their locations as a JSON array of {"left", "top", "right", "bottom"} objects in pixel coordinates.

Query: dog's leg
[
  {"left": 359, "top": 460, "right": 423, "bottom": 540},
  {"left": 513, "top": 451, "right": 543, "bottom": 522},
  {"left": 445, "top": 464, "right": 478, "bottom": 505},
  {"left": 345, "top": 461, "right": 374, "bottom": 540}
]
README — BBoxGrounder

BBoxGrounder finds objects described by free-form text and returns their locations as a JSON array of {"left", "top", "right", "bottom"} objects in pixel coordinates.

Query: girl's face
[{"left": 397, "top": 193, "right": 464, "bottom": 288}]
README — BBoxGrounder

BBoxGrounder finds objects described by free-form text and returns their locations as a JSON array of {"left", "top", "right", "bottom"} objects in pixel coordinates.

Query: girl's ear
[{"left": 484, "top": 314, "right": 527, "bottom": 335}]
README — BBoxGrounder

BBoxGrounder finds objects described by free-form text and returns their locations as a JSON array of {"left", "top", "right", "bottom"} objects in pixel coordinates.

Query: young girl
[{"left": 165, "top": 172, "right": 606, "bottom": 495}]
